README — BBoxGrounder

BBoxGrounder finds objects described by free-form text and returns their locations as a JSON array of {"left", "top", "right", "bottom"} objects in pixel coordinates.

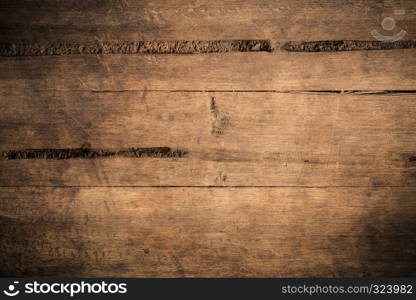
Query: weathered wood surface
[
  {"left": 1, "top": 0, "right": 416, "bottom": 43},
  {"left": 1, "top": 92, "right": 415, "bottom": 187},
  {"left": 1, "top": 51, "right": 416, "bottom": 91},
  {"left": 1, "top": 187, "right": 415, "bottom": 277},
  {"left": 1, "top": 0, "right": 416, "bottom": 277}
]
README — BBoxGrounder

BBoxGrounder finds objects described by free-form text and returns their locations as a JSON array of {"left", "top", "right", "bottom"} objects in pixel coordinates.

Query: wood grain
[
  {"left": 1, "top": 0, "right": 416, "bottom": 278},
  {"left": 1, "top": 92, "right": 415, "bottom": 187},
  {"left": 1, "top": 50, "right": 415, "bottom": 91},
  {"left": 1, "top": 0, "right": 416, "bottom": 43},
  {"left": 1, "top": 187, "right": 415, "bottom": 277}
]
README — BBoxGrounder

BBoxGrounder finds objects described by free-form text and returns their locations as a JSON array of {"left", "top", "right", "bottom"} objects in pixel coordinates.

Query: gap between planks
[
  {"left": 1, "top": 40, "right": 416, "bottom": 56},
  {"left": 89, "top": 90, "right": 416, "bottom": 95},
  {"left": 4, "top": 89, "right": 416, "bottom": 95},
  {"left": 0, "top": 186, "right": 413, "bottom": 189}
]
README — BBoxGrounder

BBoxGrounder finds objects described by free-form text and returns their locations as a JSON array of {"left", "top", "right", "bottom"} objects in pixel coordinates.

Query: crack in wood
[
  {"left": 210, "top": 97, "right": 230, "bottom": 136},
  {"left": 0, "top": 40, "right": 272, "bottom": 56},
  {"left": 64, "top": 89, "right": 416, "bottom": 95},
  {"left": 2, "top": 147, "right": 188, "bottom": 160},
  {"left": 309, "top": 90, "right": 416, "bottom": 94},
  {"left": 0, "top": 185, "right": 412, "bottom": 188},
  {"left": 1, "top": 39, "right": 415, "bottom": 57},
  {"left": 210, "top": 96, "right": 219, "bottom": 118},
  {"left": 283, "top": 40, "right": 416, "bottom": 52}
]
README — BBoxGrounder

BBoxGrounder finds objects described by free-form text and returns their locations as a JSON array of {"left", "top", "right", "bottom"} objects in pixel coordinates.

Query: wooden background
[{"left": 0, "top": 0, "right": 415, "bottom": 277}]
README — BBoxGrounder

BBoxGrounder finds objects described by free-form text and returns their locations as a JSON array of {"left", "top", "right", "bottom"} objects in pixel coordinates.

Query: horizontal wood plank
[
  {"left": 1, "top": 50, "right": 416, "bottom": 91},
  {"left": 1, "top": 0, "right": 416, "bottom": 43},
  {"left": 1, "top": 187, "right": 415, "bottom": 277},
  {"left": 1, "top": 92, "right": 415, "bottom": 187}
]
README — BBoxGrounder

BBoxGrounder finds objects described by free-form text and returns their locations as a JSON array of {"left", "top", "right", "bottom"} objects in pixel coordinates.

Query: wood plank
[
  {"left": 1, "top": 187, "right": 415, "bottom": 277},
  {"left": 1, "top": 91, "right": 415, "bottom": 187},
  {"left": 1, "top": 50, "right": 416, "bottom": 91},
  {"left": 1, "top": 0, "right": 416, "bottom": 43}
]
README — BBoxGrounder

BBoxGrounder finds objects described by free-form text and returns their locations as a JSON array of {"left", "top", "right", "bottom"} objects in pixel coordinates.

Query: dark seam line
[
  {"left": 0, "top": 40, "right": 273, "bottom": 56},
  {"left": 2, "top": 40, "right": 416, "bottom": 56},
  {"left": 89, "top": 89, "right": 416, "bottom": 95},
  {"left": 3, "top": 89, "right": 416, "bottom": 94},
  {"left": 283, "top": 40, "right": 416, "bottom": 52},
  {"left": 2, "top": 147, "right": 188, "bottom": 160},
  {"left": 0, "top": 186, "right": 413, "bottom": 189}
]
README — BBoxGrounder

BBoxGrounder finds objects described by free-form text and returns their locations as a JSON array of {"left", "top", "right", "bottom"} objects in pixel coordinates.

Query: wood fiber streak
[{"left": 1, "top": 187, "right": 415, "bottom": 277}]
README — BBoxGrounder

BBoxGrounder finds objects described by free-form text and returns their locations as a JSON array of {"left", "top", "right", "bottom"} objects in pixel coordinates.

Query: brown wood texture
[
  {"left": 1, "top": 92, "right": 415, "bottom": 187},
  {"left": 1, "top": 51, "right": 415, "bottom": 91},
  {"left": 1, "top": 187, "right": 415, "bottom": 277},
  {"left": 0, "top": 0, "right": 415, "bottom": 277},
  {"left": 1, "top": 0, "right": 416, "bottom": 43}
]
